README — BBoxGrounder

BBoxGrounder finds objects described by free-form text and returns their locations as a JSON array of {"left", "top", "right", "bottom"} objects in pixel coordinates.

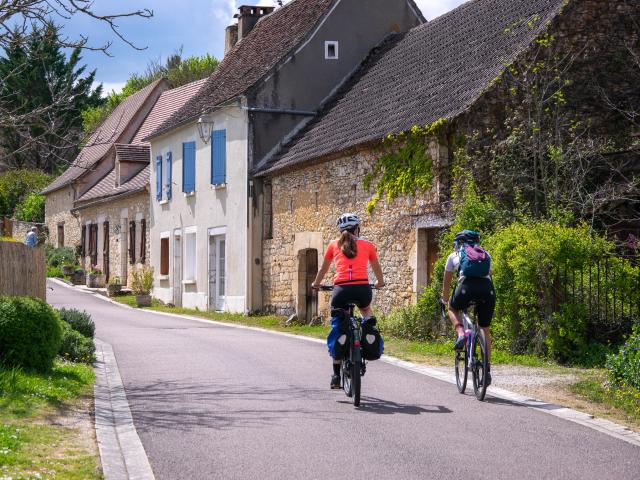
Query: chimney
[
  {"left": 224, "top": 24, "right": 238, "bottom": 55},
  {"left": 235, "top": 5, "right": 275, "bottom": 42}
]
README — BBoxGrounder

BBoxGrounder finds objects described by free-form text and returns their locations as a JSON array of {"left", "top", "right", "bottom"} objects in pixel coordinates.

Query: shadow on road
[
  {"left": 338, "top": 397, "right": 452, "bottom": 415},
  {"left": 111, "top": 379, "right": 350, "bottom": 433}
]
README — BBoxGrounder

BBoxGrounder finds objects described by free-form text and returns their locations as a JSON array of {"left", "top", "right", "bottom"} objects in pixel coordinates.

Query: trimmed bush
[
  {"left": 45, "top": 246, "right": 76, "bottom": 267},
  {"left": 58, "top": 308, "right": 95, "bottom": 338},
  {"left": 46, "top": 266, "right": 63, "bottom": 278},
  {"left": 607, "top": 325, "right": 640, "bottom": 391},
  {"left": 0, "top": 297, "right": 62, "bottom": 371},
  {"left": 59, "top": 322, "right": 95, "bottom": 363}
]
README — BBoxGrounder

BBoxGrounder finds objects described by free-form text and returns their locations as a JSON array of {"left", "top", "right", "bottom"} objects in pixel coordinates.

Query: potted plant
[
  {"left": 106, "top": 277, "right": 122, "bottom": 297},
  {"left": 130, "top": 265, "right": 154, "bottom": 307},
  {"left": 62, "top": 263, "right": 75, "bottom": 276},
  {"left": 71, "top": 268, "right": 85, "bottom": 285},
  {"left": 86, "top": 265, "right": 106, "bottom": 288}
]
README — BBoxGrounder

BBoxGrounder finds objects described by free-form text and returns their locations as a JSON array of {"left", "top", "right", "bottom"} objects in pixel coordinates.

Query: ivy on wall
[{"left": 363, "top": 119, "right": 449, "bottom": 214}]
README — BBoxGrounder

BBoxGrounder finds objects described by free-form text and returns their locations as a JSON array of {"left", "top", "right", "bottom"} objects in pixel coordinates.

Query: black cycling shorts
[
  {"left": 331, "top": 284, "right": 373, "bottom": 309},
  {"left": 449, "top": 277, "right": 496, "bottom": 327}
]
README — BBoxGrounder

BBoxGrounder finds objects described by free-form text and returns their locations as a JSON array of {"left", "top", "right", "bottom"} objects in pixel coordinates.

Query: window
[
  {"left": 325, "top": 41, "right": 339, "bottom": 60},
  {"left": 160, "top": 237, "right": 169, "bottom": 275},
  {"left": 139, "top": 219, "right": 146, "bottom": 264},
  {"left": 155, "top": 155, "right": 163, "bottom": 201},
  {"left": 103, "top": 221, "right": 110, "bottom": 280},
  {"left": 184, "top": 229, "right": 197, "bottom": 281},
  {"left": 182, "top": 141, "right": 196, "bottom": 193},
  {"left": 80, "top": 225, "right": 86, "bottom": 256},
  {"left": 211, "top": 130, "right": 226, "bottom": 185},
  {"left": 57, "top": 224, "right": 64, "bottom": 248},
  {"left": 89, "top": 224, "right": 98, "bottom": 267},
  {"left": 165, "top": 152, "right": 172, "bottom": 200},
  {"left": 129, "top": 221, "right": 136, "bottom": 265}
]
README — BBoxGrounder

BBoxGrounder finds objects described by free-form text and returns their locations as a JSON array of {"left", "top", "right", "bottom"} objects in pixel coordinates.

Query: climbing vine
[{"left": 363, "top": 119, "right": 449, "bottom": 214}]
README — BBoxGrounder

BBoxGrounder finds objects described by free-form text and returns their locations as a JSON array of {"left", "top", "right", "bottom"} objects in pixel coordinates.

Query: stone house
[
  {"left": 146, "top": 0, "right": 424, "bottom": 312},
  {"left": 255, "top": 0, "right": 640, "bottom": 319},
  {"left": 43, "top": 78, "right": 205, "bottom": 283}
]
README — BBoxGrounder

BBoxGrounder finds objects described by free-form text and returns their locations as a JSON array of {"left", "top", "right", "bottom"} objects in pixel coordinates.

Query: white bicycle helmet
[{"left": 336, "top": 213, "right": 361, "bottom": 232}]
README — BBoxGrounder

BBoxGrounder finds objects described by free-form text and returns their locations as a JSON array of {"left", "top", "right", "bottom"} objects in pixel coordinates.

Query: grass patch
[
  {"left": 0, "top": 361, "right": 100, "bottom": 479},
  {"left": 571, "top": 374, "right": 640, "bottom": 425}
]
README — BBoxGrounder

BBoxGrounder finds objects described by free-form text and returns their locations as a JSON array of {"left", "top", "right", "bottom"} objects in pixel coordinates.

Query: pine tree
[{"left": 0, "top": 23, "right": 103, "bottom": 173}]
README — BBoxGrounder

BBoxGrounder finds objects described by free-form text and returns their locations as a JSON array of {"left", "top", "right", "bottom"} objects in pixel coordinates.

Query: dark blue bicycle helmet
[{"left": 454, "top": 229, "right": 480, "bottom": 247}]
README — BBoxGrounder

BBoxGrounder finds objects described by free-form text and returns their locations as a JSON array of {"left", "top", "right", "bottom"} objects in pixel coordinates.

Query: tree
[
  {"left": 0, "top": 23, "right": 103, "bottom": 172},
  {"left": 0, "top": 0, "right": 152, "bottom": 169},
  {"left": 82, "top": 49, "right": 220, "bottom": 133},
  {"left": 0, "top": 169, "right": 52, "bottom": 218}
]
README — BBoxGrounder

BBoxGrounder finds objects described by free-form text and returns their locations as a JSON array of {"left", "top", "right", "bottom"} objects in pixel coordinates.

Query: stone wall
[
  {"left": 76, "top": 191, "right": 150, "bottom": 284},
  {"left": 263, "top": 142, "right": 448, "bottom": 318},
  {"left": 44, "top": 187, "right": 81, "bottom": 249},
  {"left": 10, "top": 219, "right": 46, "bottom": 246}
]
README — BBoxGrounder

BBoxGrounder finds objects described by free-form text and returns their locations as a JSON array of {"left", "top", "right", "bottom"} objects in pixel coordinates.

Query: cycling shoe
[
  {"left": 453, "top": 335, "right": 466, "bottom": 351},
  {"left": 330, "top": 374, "right": 341, "bottom": 389}
]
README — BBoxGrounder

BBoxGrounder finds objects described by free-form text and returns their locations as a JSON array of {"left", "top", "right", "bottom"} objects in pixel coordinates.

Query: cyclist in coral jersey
[{"left": 311, "top": 213, "right": 385, "bottom": 389}]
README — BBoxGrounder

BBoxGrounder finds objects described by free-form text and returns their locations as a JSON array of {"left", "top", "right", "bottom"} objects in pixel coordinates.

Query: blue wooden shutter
[
  {"left": 155, "top": 155, "right": 162, "bottom": 201},
  {"left": 165, "top": 151, "right": 172, "bottom": 200},
  {"left": 182, "top": 141, "right": 196, "bottom": 192},
  {"left": 211, "top": 129, "right": 226, "bottom": 185}
]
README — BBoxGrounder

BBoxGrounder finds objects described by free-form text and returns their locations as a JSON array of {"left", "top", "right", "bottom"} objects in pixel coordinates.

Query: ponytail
[{"left": 339, "top": 229, "right": 358, "bottom": 259}]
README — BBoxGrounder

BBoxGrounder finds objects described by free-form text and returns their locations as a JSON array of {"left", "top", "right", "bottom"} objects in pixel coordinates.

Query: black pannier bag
[{"left": 361, "top": 319, "right": 383, "bottom": 360}]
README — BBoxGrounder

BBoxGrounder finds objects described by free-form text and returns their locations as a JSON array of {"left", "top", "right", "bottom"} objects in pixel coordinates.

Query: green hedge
[
  {"left": 607, "top": 325, "right": 640, "bottom": 391},
  {"left": 59, "top": 322, "right": 95, "bottom": 363},
  {"left": 0, "top": 297, "right": 62, "bottom": 371},
  {"left": 44, "top": 246, "right": 76, "bottom": 267},
  {"left": 58, "top": 308, "right": 95, "bottom": 338}
]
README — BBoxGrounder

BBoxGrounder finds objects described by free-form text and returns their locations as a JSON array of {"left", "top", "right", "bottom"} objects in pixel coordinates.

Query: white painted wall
[{"left": 149, "top": 106, "right": 249, "bottom": 313}]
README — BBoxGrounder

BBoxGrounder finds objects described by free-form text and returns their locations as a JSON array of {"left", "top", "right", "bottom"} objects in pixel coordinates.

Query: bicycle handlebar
[{"left": 315, "top": 284, "right": 379, "bottom": 291}]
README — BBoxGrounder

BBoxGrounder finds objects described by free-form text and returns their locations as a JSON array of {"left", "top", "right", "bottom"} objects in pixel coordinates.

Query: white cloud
[{"left": 414, "top": 0, "right": 467, "bottom": 20}]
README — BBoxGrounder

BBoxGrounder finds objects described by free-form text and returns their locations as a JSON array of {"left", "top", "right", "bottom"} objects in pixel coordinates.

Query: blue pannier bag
[
  {"left": 458, "top": 244, "right": 491, "bottom": 278},
  {"left": 327, "top": 309, "right": 349, "bottom": 359}
]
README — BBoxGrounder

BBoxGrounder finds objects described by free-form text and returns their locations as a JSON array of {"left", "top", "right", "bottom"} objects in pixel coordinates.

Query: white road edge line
[
  {"left": 50, "top": 278, "right": 640, "bottom": 449},
  {"left": 94, "top": 338, "right": 156, "bottom": 480}
]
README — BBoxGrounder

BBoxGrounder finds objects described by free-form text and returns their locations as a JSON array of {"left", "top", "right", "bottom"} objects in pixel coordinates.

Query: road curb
[
  {"left": 94, "top": 339, "right": 156, "bottom": 480},
  {"left": 49, "top": 278, "right": 640, "bottom": 449}
]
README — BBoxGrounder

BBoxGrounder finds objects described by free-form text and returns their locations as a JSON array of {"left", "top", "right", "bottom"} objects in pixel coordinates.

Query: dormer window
[{"left": 325, "top": 41, "right": 339, "bottom": 60}]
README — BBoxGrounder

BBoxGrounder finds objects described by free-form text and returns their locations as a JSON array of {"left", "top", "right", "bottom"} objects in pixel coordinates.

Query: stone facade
[
  {"left": 44, "top": 186, "right": 81, "bottom": 249},
  {"left": 262, "top": 141, "right": 449, "bottom": 319},
  {"left": 76, "top": 190, "right": 150, "bottom": 284},
  {"left": 10, "top": 219, "right": 46, "bottom": 245}
]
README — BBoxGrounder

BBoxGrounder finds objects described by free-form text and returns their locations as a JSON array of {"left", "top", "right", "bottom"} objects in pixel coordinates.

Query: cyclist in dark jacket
[{"left": 441, "top": 230, "right": 496, "bottom": 385}]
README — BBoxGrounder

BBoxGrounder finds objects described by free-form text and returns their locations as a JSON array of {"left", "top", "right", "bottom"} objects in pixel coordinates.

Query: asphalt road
[{"left": 47, "top": 281, "right": 640, "bottom": 480}]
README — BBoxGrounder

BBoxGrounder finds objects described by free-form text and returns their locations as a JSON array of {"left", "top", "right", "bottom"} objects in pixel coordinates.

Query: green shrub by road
[{"left": 0, "top": 297, "right": 62, "bottom": 371}]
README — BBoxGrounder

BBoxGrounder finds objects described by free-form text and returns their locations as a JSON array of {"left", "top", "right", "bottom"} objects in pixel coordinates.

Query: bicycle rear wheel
[
  {"left": 472, "top": 329, "right": 489, "bottom": 401},
  {"left": 352, "top": 360, "right": 361, "bottom": 407},
  {"left": 454, "top": 348, "right": 468, "bottom": 393},
  {"left": 341, "top": 360, "right": 352, "bottom": 397}
]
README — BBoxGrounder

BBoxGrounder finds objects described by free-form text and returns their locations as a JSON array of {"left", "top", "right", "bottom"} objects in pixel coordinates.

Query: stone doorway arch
[
  {"left": 297, "top": 249, "right": 318, "bottom": 323},
  {"left": 292, "top": 231, "right": 324, "bottom": 323}
]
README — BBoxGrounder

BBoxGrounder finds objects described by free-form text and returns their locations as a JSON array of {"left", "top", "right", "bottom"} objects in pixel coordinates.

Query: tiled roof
[
  {"left": 258, "top": 0, "right": 566, "bottom": 175},
  {"left": 42, "top": 80, "right": 165, "bottom": 194},
  {"left": 76, "top": 164, "right": 150, "bottom": 203},
  {"left": 134, "top": 78, "right": 207, "bottom": 143},
  {"left": 149, "top": 0, "right": 335, "bottom": 138},
  {"left": 114, "top": 144, "right": 150, "bottom": 163}
]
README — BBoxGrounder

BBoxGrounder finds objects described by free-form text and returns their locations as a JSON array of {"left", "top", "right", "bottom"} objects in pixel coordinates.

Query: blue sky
[{"left": 60, "top": 0, "right": 466, "bottom": 95}]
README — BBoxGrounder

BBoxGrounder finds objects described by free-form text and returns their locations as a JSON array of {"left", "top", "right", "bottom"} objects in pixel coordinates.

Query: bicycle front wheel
[
  {"left": 472, "top": 329, "right": 489, "bottom": 401},
  {"left": 454, "top": 347, "right": 468, "bottom": 394}
]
